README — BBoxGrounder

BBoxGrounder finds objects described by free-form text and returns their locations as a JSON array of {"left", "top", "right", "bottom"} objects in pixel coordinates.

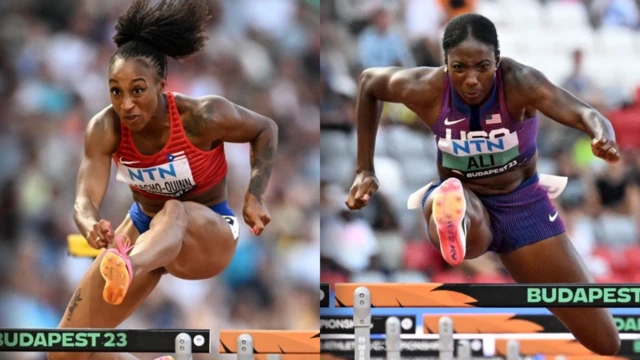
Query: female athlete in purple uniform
[{"left": 346, "top": 14, "right": 621, "bottom": 355}]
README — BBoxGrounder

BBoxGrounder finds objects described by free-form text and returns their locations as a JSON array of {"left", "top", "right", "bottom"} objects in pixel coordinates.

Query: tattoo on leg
[{"left": 66, "top": 288, "right": 83, "bottom": 322}]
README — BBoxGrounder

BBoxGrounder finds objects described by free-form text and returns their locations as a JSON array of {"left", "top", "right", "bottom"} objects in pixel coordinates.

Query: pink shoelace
[{"left": 107, "top": 235, "right": 135, "bottom": 284}]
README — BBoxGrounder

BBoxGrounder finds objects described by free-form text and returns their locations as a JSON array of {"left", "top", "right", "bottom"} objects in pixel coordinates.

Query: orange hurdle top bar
[
  {"left": 333, "top": 283, "right": 640, "bottom": 307},
  {"left": 219, "top": 330, "right": 319, "bottom": 354}
]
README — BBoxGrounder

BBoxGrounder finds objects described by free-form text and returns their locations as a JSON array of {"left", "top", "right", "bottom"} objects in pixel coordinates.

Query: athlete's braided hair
[
  {"left": 109, "top": 0, "right": 211, "bottom": 80},
  {"left": 442, "top": 13, "right": 500, "bottom": 62}
]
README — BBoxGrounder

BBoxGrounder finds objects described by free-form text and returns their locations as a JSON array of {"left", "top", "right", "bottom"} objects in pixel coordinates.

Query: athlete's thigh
[
  {"left": 164, "top": 201, "right": 238, "bottom": 279},
  {"left": 498, "top": 233, "right": 619, "bottom": 350}
]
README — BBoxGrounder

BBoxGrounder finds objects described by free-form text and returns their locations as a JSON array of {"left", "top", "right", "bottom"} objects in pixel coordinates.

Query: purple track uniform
[{"left": 422, "top": 67, "right": 566, "bottom": 253}]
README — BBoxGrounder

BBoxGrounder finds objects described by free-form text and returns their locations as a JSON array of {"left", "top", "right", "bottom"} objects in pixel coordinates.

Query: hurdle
[
  {"left": 0, "top": 329, "right": 209, "bottom": 359},
  {"left": 67, "top": 234, "right": 101, "bottom": 258},
  {"left": 347, "top": 287, "right": 492, "bottom": 359},
  {"left": 219, "top": 330, "right": 320, "bottom": 359},
  {"left": 331, "top": 284, "right": 640, "bottom": 358},
  {"left": 333, "top": 283, "right": 640, "bottom": 308}
]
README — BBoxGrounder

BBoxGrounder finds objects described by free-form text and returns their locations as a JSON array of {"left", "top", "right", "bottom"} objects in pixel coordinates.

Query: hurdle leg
[
  {"left": 506, "top": 339, "right": 519, "bottom": 360},
  {"left": 237, "top": 333, "right": 254, "bottom": 360},
  {"left": 438, "top": 316, "right": 453, "bottom": 360},
  {"left": 385, "top": 316, "right": 401, "bottom": 360},
  {"left": 354, "top": 286, "right": 371, "bottom": 360},
  {"left": 174, "top": 333, "right": 192, "bottom": 360}
]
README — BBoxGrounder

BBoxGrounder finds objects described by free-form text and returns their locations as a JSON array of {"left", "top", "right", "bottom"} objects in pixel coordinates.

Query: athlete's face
[
  {"left": 108, "top": 57, "right": 165, "bottom": 132},
  {"left": 446, "top": 39, "right": 499, "bottom": 106}
]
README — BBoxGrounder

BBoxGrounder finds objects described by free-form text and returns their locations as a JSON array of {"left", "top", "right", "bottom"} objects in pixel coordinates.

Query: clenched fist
[
  {"left": 591, "top": 137, "right": 620, "bottom": 163},
  {"left": 345, "top": 171, "right": 379, "bottom": 210},
  {"left": 88, "top": 219, "right": 114, "bottom": 249},
  {"left": 243, "top": 193, "right": 271, "bottom": 236}
]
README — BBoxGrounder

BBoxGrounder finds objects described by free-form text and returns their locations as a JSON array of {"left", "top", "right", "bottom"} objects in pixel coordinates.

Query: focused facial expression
[
  {"left": 108, "top": 58, "right": 164, "bottom": 132},
  {"left": 446, "top": 39, "right": 498, "bottom": 106}
]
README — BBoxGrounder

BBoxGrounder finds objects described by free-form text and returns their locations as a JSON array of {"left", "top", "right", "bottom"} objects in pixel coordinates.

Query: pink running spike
[
  {"left": 431, "top": 177, "right": 467, "bottom": 266},
  {"left": 99, "top": 235, "right": 135, "bottom": 305}
]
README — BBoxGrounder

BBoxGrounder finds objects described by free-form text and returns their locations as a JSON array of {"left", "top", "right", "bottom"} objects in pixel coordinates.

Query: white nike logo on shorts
[
  {"left": 444, "top": 117, "right": 466, "bottom": 126},
  {"left": 549, "top": 211, "right": 559, "bottom": 222}
]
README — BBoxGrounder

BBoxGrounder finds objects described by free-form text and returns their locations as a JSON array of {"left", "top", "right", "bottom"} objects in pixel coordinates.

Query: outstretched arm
[
  {"left": 519, "top": 66, "right": 620, "bottom": 163},
  {"left": 74, "top": 111, "right": 118, "bottom": 248},
  {"left": 199, "top": 96, "right": 278, "bottom": 235}
]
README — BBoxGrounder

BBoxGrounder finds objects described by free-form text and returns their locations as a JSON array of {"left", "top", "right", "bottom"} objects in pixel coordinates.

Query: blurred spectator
[
  {"left": 589, "top": 0, "right": 640, "bottom": 29},
  {"left": 439, "top": 0, "right": 477, "bottom": 22},
  {"left": 0, "top": 0, "right": 319, "bottom": 359},
  {"left": 403, "top": 0, "right": 443, "bottom": 67},
  {"left": 561, "top": 49, "right": 605, "bottom": 111},
  {"left": 357, "top": 4, "right": 416, "bottom": 69}
]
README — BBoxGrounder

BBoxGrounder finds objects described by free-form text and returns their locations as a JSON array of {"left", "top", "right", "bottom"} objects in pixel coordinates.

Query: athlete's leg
[
  {"left": 98, "top": 200, "right": 187, "bottom": 305},
  {"left": 423, "top": 178, "right": 493, "bottom": 264},
  {"left": 163, "top": 201, "right": 238, "bottom": 280},
  {"left": 48, "top": 216, "right": 165, "bottom": 360},
  {"left": 499, "top": 234, "right": 620, "bottom": 356},
  {"left": 114, "top": 199, "right": 236, "bottom": 282},
  {"left": 127, "top": 199, "right": 188, "bottom": 278}
]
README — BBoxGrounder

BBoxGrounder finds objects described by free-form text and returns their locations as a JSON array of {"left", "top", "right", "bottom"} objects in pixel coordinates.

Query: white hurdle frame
[
  {"left": 385, "top": 317, "right": 401, "bottom": 360},
  {"left": 237, "top": 334, "right": 253, "bottom": 360},
  {"left": 353, "top": 285, "right": 523, "bottom": 360},
  {"left": 174, "top": 333, "right": 193, "bottom": 360},
  {"left": 457, "top": 340, "right": 471, "bottom": 360},
  {"left": 354, "top": 286, "right": 371, "bottom": 360}
]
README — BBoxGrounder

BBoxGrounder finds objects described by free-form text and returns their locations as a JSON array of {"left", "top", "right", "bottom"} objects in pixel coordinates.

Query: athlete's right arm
[
  {"left": 354, "top": 67, "right": 429, "bottom": 173},
  {"left": 346, "top": 67, "right": 431, "bottom": 210},
  {"left": 73, "top": 111, "right": 118, "bottom": 248}
]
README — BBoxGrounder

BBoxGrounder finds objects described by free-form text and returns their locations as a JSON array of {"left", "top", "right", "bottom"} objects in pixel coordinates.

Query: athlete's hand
[
  {"left": 591, "top": 137, "right": 620, "bottom": 163},
  {"left": 345, "top": 171, "right": 379, "bottom": 210},
  {"left": 87, "top": 219, "right": 114, "bottom": 249},
  {"left": 243, "top": 194, "right": 271, "bottom": 236}
]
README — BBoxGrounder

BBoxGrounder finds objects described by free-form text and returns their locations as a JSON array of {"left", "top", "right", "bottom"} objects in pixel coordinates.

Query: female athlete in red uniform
[{"left": 49, "top": 1, "right": 277, "bottom": 359}]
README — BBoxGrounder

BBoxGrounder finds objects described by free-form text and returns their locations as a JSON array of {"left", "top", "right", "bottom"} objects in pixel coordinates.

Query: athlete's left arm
[
  {"left": 520, "top": 66, "right": 620, "bottom": 163},
  {"left": 200, "top": 96, "right": 278, "bottom": 234}
]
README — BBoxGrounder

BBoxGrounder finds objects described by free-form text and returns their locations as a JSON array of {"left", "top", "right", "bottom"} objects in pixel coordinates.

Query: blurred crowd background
[
  {"left": 320, "top": 0, "right": 640, "bottom": 286},
  {"left": 0, "top": 0, "right": 320, "bottom": 359}
]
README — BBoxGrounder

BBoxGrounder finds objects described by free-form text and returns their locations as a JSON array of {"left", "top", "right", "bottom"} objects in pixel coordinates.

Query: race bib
[
  {"left": 438, "top": 129, "right": 520, "bottom": 177},
  {"left": 116, "top": 152, "right": 196, "bottom": 197}
]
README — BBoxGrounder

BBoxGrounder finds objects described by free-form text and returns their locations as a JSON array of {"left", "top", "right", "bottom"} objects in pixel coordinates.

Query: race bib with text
[
  {"left": 438, "top": 129, "right": 520, "bottom": 178},
  {"left": 116, "top": 152, "right": 196, "bottom": 197}
]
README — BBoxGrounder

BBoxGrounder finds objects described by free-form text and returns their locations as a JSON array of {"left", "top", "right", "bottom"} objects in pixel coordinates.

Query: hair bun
[{"left": 113, "top": 0, "right": 211, "bottom": 60}]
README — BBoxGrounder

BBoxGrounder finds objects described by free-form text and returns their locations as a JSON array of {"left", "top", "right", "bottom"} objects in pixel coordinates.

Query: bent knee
[
  {"left": 156, "top": 200, "right": 187, "bottom": 226},
  {"left": 580, "top": 320, "right": 620, "bottom": 355},
  {"left": 591, "top": 332, "right": 621, "bottom": 356},
  {"left": 162, "top": 199, "right": 185, "bottom": 216}
]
